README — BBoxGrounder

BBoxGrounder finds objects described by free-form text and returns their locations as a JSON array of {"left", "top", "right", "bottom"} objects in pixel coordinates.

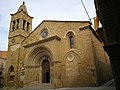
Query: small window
[
  {"left": 23, "top": 20, "right": 26, "bottom": 30},
  {"left": 69, "top": 36, "right": 74, "bottom": 48},
  {"left": 16, "top": 19, "right": 19, "bottom": 29},
  {"left": 12, "top": 21, "right": 15, "bottom": 31},
  {"left": 41, "top": 29, "right": 48, "bottom": 38},
  {"left": 26, "top": 22, "right": 29, "bottom": 32},
  {"left": 66, "top": 31, "right": 75, "bottom": 49}
]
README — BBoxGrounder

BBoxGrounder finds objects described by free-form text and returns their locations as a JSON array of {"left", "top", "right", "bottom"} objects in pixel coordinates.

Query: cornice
[
  {"left": 23, "top": 35, "right": 61, "bottom": 48},
  {"left": 10, "top": 11, "right": 33, "bottom": 19}
]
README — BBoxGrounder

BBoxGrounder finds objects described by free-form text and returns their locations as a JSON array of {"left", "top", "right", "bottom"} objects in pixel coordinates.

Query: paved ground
[
  {"left": 0, "top": 87, "right": 116, "bottom": 90},
  {"left": 0, "top": 79, "right": 116, "bottom": 90}
]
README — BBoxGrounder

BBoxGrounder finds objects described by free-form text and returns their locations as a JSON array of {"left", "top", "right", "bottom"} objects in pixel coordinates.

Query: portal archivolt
[{"left": 25, "top": 46, "right": 53, "bottom": 84}]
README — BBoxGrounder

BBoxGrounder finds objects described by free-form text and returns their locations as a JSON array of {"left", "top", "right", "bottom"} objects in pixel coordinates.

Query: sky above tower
[{"left": 0, "top": 0, "right": 96, "bottom": 50}]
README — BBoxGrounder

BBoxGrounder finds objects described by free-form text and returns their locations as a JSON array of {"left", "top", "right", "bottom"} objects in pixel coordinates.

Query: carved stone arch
[
  {"left": 63, "top": 51, "right": 81, "bottom": 86},
  {"left": 64, "top": 30, "right": 76, "bottom": 38},
  {"left": 25, "top": 45, "right": 54, "bottom": 66},
  {"left": 40, "top": 55, "right": 51, "bottom": 66},
  {"left": 63, "top": 51, "right": 81, "bottom": 65},
  {"left": 24, "top": 45, "right": 54, "bottom": 84},
  {"left": 64, "top": 31, "right": 76, "bottom": 49},
  {"left": 8, "top": 65, "right": 15, "bottom": 81},
  {"left": 40, "top": 28, "right": 49, "bottom": 33}
]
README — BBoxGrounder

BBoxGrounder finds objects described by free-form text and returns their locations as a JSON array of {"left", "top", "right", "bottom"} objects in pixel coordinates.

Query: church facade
[{"left": 4, "top": 3, "right": 112, "bottom": 88}]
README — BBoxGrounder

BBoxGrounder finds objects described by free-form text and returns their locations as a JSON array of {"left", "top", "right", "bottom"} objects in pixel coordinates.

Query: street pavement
[{"left": 0, "top": 79, "right": 116, "bottom": 90}]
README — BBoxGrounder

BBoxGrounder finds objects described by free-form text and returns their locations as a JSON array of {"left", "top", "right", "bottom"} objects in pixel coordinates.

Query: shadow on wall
[
  {"left": 59, "top": 60, "right": 113, "bottom": 87},
  {"left": 97, "top": 60, "right": 113, "bottom": 86}
]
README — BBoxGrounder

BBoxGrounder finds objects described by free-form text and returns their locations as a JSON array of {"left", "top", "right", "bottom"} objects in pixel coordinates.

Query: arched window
[
  {"left": 69, "top": 36, "right": 74, "bottom": 48},
  {"left": 8, "top": 66, "right": 15, "bottom": 81},
  {"left": 66, "top": 31, "right": 75, "bottom": 49}
]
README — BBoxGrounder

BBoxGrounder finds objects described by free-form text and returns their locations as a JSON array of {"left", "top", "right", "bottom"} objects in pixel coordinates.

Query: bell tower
[
  {"left": 8, "top": 2, "right": 33, "bottom": 46},
  {"left": 4, "top": 2, "right": 33, "bottom": 88}
]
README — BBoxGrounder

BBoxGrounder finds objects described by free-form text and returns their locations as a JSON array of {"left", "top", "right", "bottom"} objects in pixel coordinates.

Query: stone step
[
  {"left": 21, "top": 83, "right": 55, "bottom": 90},
  {"left": 36, "top": 83, "right": 55, "bottom": 89}
]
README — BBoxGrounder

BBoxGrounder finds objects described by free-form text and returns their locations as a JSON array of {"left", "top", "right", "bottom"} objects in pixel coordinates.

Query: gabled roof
[{"left": 21, "top": 20, "right": 91, "bottom": 43}]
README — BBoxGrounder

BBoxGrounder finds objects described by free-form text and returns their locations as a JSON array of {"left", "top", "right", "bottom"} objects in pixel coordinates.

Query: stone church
[{"left": 4, "top": 2, "right": 112, "bottom": 88}]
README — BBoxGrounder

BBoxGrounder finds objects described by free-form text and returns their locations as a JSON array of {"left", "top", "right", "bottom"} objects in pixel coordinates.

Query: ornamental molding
[{"left": 23, "top": 35, "right": 61, "bottom": 48}]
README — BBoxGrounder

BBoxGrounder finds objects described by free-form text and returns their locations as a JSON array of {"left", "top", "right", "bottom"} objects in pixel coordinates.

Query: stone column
[
  {"left": 50, "top": 63, "right": 53, "bottom": 83},
  {"left": 19, "top": 19, "right": 23, "bottom": 30},
  {"left": 40, "top": 66, "right": 42, "bottom": 83},
  {"left": 29, "top": 23, "right": 32, "bottom": 32},
  {"left": 24, "top": 21, "right": 27, "bottom": 32},
  {"left": 10, "top": 21, "right": 13, "bottom": 31},
  {"left": 15, "top": 20, "right": 17, "bottom": 30}
]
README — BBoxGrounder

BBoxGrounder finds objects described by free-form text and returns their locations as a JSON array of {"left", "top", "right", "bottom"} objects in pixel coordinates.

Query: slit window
[
  {"left": 23, "top": 20, "right": 26, "bottom": 30},
  {"left": 16, "top": 19, "right": 19, "bottom": 29},
  {"left": 69, "top": 36, "right": 74, "bottom": 48},
  {"left": 26, "top": 22, "right": 29, "bottom": 32}
]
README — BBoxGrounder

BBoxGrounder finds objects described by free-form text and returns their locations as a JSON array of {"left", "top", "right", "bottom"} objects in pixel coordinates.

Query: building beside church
[
  {"left": 0, "top": 57, "right": 6, "bottom": 87},
  {"left": 0, "top": 51, "right": 7, "bottom": 87},
  {"left": 94, "top": 0, "right": 120, "bottom": 90},
  {"left": 0, "top": 51, "right": 7, "bottom": 59},
  {"left": 4, "top": 2, "right": 112, "bottom": 88}
]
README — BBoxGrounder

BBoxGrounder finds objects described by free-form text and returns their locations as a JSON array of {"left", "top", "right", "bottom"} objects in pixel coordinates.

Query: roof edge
[{"left": 21, "top": 20, "right": 91, "bottom": 43}]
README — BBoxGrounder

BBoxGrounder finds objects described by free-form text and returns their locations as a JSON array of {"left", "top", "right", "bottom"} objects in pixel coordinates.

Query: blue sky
[{"left": 0, "top": 0, "right": 96, "bottom": 51}]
